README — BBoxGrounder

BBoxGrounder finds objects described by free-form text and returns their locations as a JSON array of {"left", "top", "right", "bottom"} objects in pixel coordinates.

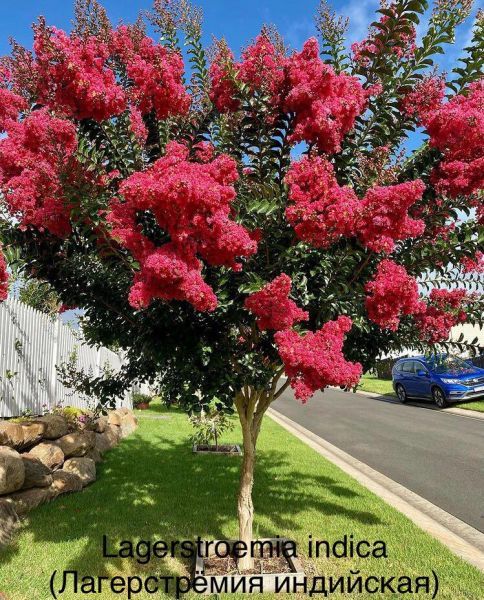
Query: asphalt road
[{"left": 273, "top": 388, "right": 484, "bottom": 532}]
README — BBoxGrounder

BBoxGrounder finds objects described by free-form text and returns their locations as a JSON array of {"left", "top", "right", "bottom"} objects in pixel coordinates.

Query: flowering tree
[{"left": 0, "top": 0, "right": 483, "bottom": 570}]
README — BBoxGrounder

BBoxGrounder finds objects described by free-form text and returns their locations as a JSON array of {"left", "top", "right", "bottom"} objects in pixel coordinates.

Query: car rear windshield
[{"left": 430, "top": 356, "right": 474, "bottom": 375}]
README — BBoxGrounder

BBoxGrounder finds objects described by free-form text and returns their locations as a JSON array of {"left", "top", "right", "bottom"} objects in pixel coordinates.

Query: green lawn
[
  {"left": 1, "top": 402, "right": 483, "bottom": 599},
  {"left": 358, "top": 373, "right": 484, "bottom": 413},
  {"left": 358, "top": 373, "right": 395, "bottom": 397}
]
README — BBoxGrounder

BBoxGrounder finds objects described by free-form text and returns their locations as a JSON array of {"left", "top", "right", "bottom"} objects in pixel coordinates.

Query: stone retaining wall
[{"left": 0, "top": 408, "right": 138, "bottom": 516}]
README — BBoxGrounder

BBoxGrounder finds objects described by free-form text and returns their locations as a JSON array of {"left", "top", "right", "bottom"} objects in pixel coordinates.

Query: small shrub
[
  {"left": 189, "top": 409, "right": 234, "bottom": 450},
  {"left": 132, "top": 393, "right": 152, "bottom": 407}
]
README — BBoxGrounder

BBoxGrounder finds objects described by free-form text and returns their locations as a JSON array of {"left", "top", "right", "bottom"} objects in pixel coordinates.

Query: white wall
[{"left": 0, "top": 298, "right": 131, "bottom": 417}]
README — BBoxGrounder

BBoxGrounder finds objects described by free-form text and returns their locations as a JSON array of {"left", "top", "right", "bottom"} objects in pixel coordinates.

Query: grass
[
  {"left": 358, "top": 373, "right": 484, "bottom": 413},
  {"left": 358, "top": 373, "right": 395, "bottom": 397},
  {"left": 1, "top": 401, "right": 483, "bottom": 599}
]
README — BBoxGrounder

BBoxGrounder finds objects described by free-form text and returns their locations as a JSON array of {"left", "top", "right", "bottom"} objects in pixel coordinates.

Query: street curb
[
  {"left": 267, "top": 407, "right": 484, "bottom": 572},
  {"left": 354, "top": 389, "right": 484, "bottom": 420}
]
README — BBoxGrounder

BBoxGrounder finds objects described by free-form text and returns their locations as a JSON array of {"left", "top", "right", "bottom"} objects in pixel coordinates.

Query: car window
[
  {"left": 414, "top": 362, "right": 428, "bottom": 374},
  {"left": 394, "top": 362, "right": 404, "bottom": 372},
  {"left": 402, "top": 361, "right": 415, "bottom": 373}
]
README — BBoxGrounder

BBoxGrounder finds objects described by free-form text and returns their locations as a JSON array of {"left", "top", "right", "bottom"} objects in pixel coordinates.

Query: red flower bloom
[
  {"left": 275, "top": 316, "right": 362, "bottom": 402},
  {"left": 285, "top": 155, "right": 359, "bottom": 247},
  {"left": 421, "top": 81, "right": 484, "bottom": 198},
  {"left": 111, "top": 26, "right": 190, "bottom": 120},
  {"left": 357, "top": 179, "right": 426, "bottom": 253},
  {"left": 107, "top": 142, "right": 258, "bottom": 311},
  {"left": 0, "top": 88, "right": 27, "bottom": 132},
  {"left": 365, "top": 259, "right": 425, "bottom": 330},
  {"left": 34, "top": 25, "right": 126, "bottom": 122},
  {"left": 209, "top": 33, "right": 286, "bottom": 114},
  {"left": 244, "top": 274, "right": 308, "bottom": 331},
  {"left": 128, "top": 105, "right": 148, "bottom": 143},
  {"left": 0, "top": 109, "right": 78, "bottom": 237},
  {"left": 462, "top": 251, "right": 484, "bottom": 274},
  {"left": 416, "top": 289, "right": 470, "bottom": 343},
  {"left": 400, "top": 75, "right": 445, "bottom": 120},
  {"left": 284, "top": 38, "right": 367, "bottom": 154}
]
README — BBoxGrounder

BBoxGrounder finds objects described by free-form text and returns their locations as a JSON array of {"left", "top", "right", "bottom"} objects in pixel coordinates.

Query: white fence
[{"left": 0, "top": 298, "right": 131, "bottom": 417}]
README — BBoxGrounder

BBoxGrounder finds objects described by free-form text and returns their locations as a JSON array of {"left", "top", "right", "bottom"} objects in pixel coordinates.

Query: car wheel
[
  {"left": 396, "top": 384, "right": 407, "bottom": 404},
  {"left": 432, "top": 387, "right": 449, "bottom": 408}
]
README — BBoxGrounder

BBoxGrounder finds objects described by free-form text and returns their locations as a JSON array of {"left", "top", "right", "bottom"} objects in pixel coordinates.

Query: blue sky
[{"left": 0, "top": 0, "right": 478, "bottom": 67}]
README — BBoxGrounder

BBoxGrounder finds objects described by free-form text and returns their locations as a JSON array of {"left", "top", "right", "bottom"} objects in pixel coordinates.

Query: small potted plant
[
  {"left": 189, "top": 408, "right": 240, "bottom": 455},
  {"left": 132, "top": 393, "right": 152, "bottom": 411}
]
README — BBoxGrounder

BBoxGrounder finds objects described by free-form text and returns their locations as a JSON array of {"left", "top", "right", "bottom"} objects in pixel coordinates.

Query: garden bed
[
  {"left": 192, "top": 444, "right": 242, "bottom": 455},
  {"left": 195, "top": 538, "right": 304, "bottom": 593}
]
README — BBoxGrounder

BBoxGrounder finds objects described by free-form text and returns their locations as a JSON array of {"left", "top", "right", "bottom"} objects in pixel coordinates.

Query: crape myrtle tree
[{"left": 0, "top": 0, "right": 483, "bottom": 569}]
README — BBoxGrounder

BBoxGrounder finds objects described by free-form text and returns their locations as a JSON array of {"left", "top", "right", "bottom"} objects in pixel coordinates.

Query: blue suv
[{"left": 392, "top": 355, "right": 484, "bottom": 408}]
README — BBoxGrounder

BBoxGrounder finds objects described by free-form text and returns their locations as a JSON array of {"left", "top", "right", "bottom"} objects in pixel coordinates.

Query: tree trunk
[{"left": 237, "top": 417, "right": 256, "bottom": 571}]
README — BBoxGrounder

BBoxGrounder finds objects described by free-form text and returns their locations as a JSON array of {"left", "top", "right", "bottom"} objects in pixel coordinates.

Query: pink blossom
[
  {"left": 244, "top": 274, "right": 308, "bottom": 331},
  {"left": 107, "top": 142, "right": 258, "bottom": 311},
  {"left": 34, "top": 25, "right": 126, "bottom": 122},
  {"left": 365, "top": 259, "right": 425, "bottom": 330},
  {"left": 357, "top": 180, "right": 426, "bottom": 253},
  {"left": 275, "top": 316, "right": 362, "bottom": 402},
  {"left": 285, "top": 155, "right": 359, "bottom": 247}
]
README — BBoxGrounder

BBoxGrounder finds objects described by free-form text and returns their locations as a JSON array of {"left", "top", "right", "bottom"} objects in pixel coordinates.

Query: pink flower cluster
[
  {"left": 285, "top": 155, "right": 358, "bottom": 248},
  {"left": 0, "top": 88, "right": 27, "bottom": 131},
  {"left": 419, "top": 81, "right": 484, "bottom": 199},
  {"left": 0, "top": 249, "right": 8, "bottom": 301},
  {"left": 284, "top": 39, "right": 368, "bottom": 154},
  {"left": 29, "top": 22, "right": 190, "bottom": 124},
  {"left": 365, "top": 259, "right": 425, "bottom": 330},
  {"left": 285, "top": 156, "right": 426, "bottom": 252},
  {"left": 209, "top": 34, "right": 286, "bottom": 114},
  {"left": 416, "top": 289, "right": 470, "bottom": 344},
  {"left": 107, "top": 142, "right": 258, "bottom": 311},
  {"left": 34, "top": 25, "right": 126, "bottom": 122},
  {"left": 244, "top": 274, "right": 309, "bottom": 330},
  {"left": 357, "top": 179, "right": 426, "bottom": 253},
  {"left": 400, "top": 76, "right": 445, "bottom": 121},
  {"left": 210, "top": 36, "right": 367, "bottom": 154},
  {"left": 351, "top": 11, "right": 416, "bottom": 66},
  {"left": 275, "top": 316, "right": 362, "bottom": 402},
  {"left": 111, "top": 26, "right": 190, "bottom": 120},
  {"left": 129, "top": 105, "right": 148, "bottom": 143},
  {"left": 462, "top": 251, "right": 484, "bottom": 274},
  {"left": 0, "top": 109, "right": 78, "bottom": 237}
]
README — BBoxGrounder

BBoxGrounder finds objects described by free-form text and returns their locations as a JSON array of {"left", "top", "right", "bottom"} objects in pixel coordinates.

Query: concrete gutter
[
  {"left": 354, "top": 388, "right": 484, "bottom": 421},
  {"left": 267, "top": 407, "right": 484, "bottom": 572}
]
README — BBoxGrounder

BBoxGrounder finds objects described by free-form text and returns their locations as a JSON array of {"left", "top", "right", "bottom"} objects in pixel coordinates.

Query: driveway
[{"left": 274, "top": 387, "right": 484, "bottom": 532}]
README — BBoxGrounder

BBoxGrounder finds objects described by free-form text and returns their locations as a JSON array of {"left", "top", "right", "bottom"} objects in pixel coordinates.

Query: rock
[
  {"left": 93, "top": 416, "right": 108, "bottom": 433},
  {"left": 119, "top": 413, "right": 138, "bottom": 438},
  {"left": 0, "top": 446, "right": 25, "bottom": 494},
  {"left": 28, "top": 442, "right": 64, "bottom": 470},
  {"left": 95, "top": 425, "right": 120, "bottom": 454},
  {"left": 107, "top": 411, "right": 122, "bottom": 426},
  {"left": 33, "top": 415, "right": 68, "bottom": 440},
  {"left": 63, "top": 458, "right": 96, "bottom": 487},
  {"left": 117, "top": 407, "right": 130, "bottom": 416},
  {"left": 55, "top": 431, "right": 95, "bottom": 458},
  {"left": 20, "top": 421, "right": 47, "bottom": 448},
  {"left": 85, "top": 448, "right": 103, "bottom": 464},
  {"left": 0, "top": 421, "right": 24, "bottom": 449},
  {"left": 20, "top": 454, "right": 53, "bottom": 489},
  {"left": 50, "top": 470, "right": 83, "bottom": 495},
  {"left": 5, "top": 486, "right": 57, "bottom": 515}
]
